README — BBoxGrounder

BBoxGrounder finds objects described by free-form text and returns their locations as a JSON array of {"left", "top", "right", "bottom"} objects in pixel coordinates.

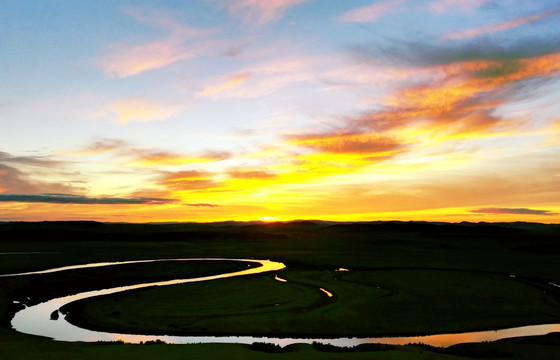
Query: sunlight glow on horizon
[{"left": 0, "top": 1, "right": 559, "bottom": 223}]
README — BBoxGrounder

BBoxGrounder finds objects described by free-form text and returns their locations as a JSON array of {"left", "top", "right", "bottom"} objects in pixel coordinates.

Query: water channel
[{"left": 4, "top": 258, "right": 560, "bottom": 348}]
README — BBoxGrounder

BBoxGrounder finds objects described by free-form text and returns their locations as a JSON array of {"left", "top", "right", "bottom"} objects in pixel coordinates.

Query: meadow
[{"left": 0, "top": 220, "right": 559, "bottom": 359}]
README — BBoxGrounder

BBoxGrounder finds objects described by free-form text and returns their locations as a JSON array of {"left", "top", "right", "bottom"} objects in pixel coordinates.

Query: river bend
[{"left": 5, "top": 258, "right": 560, "bottom": 348}]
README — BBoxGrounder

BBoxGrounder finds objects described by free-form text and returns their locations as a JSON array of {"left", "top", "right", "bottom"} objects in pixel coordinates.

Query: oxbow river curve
[{"left": 3, "top": 258, "right": 560, "bottom": 348}]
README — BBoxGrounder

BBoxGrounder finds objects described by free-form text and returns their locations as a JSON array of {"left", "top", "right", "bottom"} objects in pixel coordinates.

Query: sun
[{"left": 259, "top": 216, "right": 281, "bottom": 222}]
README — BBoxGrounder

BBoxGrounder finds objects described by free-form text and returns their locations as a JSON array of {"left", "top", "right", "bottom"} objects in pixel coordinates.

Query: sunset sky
[{"left": 1, "top": 0, "right": 559, "bottom": 223}]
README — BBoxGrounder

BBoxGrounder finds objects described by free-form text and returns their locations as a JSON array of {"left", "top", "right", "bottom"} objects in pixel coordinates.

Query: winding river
[{"left": 4, "top": 258, "right": 560, "bottom": 348}]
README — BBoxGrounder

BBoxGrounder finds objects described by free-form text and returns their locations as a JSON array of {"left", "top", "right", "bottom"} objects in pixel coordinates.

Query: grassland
[
  {"left": 1, "top": 220, "right": 559, "bottom": 359},
  {"left": 62, "top": 268, "right": 560, "bottom": 338}
]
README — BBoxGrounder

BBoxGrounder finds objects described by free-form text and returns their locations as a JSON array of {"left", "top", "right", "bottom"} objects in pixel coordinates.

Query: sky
[{"left": 0, "top": 0, "right": 559, "bottom": 223}]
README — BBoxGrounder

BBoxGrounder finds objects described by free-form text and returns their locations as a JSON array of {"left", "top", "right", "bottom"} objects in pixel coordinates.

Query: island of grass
[{"left": 61, "top": 267, "right": 560, "bottom": 338}]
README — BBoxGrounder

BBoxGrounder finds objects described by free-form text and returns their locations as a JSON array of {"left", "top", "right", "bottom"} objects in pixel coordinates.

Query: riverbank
[
  {"left": 60, "top": 268, "right": 560, "bottom": 341},
  {"left": 1, "top": 329, "right": 559, "bottom": 360}
]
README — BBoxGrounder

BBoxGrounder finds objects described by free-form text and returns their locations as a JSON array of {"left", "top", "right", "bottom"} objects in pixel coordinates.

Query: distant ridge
[{"left": 0, "top": 219, "right": 558, "bottom": 228}]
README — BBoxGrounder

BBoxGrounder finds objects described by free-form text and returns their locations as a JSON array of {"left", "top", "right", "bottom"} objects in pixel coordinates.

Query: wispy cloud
[
  {"left": 350, "top": 31, "right": 560, "bottom": 67},
  {"left": 0, "top": 193, "right": 175, "bottom": 205},
  {"left": 289, "top": 132, "right": 403, "bottom": 156},
  {"left": 197, "top": 55, "right": 316, "bottom": 99},
  {"left": 219, "top": 43, "right": 249, "bottom": 58},
  {"left": 354, "top": 55, "right": 559, "bottom": 139},
  {"left": 160, "top": 170, "right": 223, "bottom": 191},
  {"left": 301, "top": 35, "right": 560, "bottom": 176},
  {"left": 0, "top": 151, "right": 63, "bottom": 167},
  {"left": 0, "top": 164, "right": 52, "bottom": 194},
  {"left": 339, "top": 0, "right": 406, "bottom": 23},
  {"left": 185, "top": 203, "right": 219, "bottom": 207},
  {"left": 200, "top": 73, "right": 251, "bottom": 99},
  {"left": 127, "top": 150, "right": 231, "bottom": 168},
  {"left": 471, "top": 207, "right": 559, "bottom": 216},
  {"left": 101, "top": 97, "right": 184, "bottom": 124},
  {"left": 96, "top": 39, "right": 197, "bottom": 79},
  {"left": 212, "top": 0, "right": 310, "bottom": 26},
  {"left": 348, "top": 33, "right": 560, "bottom": 131},
  {"left": 429, "top": 0, "right": 493, "bottom": 15},
  {"left": 443, "top": 10, "right": 560, "bottom": 41},
  {"left": 0, "top": 153, "right": 77, "bottom": 195},
  {"left": 95, "top": 7, "right": 219, "bottom": 78},
  {"left": 77, "top": 139, "right": 127, "bottom": 155},
  {"left": 73, "top": 140, "right": 231, "bottom": 170},
  {"left": 122, "top": 6, "right": 219, "bottom": 37},
  {"left": 227, "top": 169, "right": 277, "bottom": 179}
]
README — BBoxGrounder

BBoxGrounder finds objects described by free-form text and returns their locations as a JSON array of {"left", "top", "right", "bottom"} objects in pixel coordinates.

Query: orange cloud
[
  {"left": 276, "top": 51, "right": 560, "bottom": 187},
  {"left": 161, "top": 170, "right": 222, "bottom": 191},
  {"left": 102, "top": 97, "right": 183, "bottom": 124},
  {"left": 127, "top": 150, "right": 230, "bottom": 167},
  {"left": 357, "top": 53, "right": 560, "bottom": 140},
  {"left": 227, "top": 169, "right": 277, "bottom": 179},
  {"left": 339, "top": 0, "right": 406, "bottom": 23},
  {"left": 289, "top": 132, "right": 403, "bottom": 155},
  {"left": 443, "top": 10, "right": 560, "bottom": 41},
  {"left": 200, "top": 73, "right": 251, "bottom": 99},
  {"left": 268, "top": 152, "right": 560, "bottom": 221}
]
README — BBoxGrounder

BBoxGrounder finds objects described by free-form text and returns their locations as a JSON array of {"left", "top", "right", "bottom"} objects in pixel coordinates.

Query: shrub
[{"left": 250, "top": 342, "right": 285, "bottom": 353}]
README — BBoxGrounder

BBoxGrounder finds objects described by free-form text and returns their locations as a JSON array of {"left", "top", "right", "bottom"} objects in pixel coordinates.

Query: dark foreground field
[{"left": 0, "top": 220, "right": 559, "bottom": 359}]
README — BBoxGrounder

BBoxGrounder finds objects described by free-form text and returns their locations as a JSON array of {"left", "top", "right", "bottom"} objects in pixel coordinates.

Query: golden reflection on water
[
  {"left": 367, "top": 324, "right": 560, "bottom": 347},
  {"left": 9, "top": 258, "right": 560, "bottom": 348}
]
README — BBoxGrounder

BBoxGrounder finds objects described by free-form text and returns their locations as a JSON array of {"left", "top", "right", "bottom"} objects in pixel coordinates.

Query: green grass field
[
  {"left": 62, "top": 268, "right": 560, "bottom": 338},
  {"left": 1, "top": 221, "right": 559, "bottom": 359}
]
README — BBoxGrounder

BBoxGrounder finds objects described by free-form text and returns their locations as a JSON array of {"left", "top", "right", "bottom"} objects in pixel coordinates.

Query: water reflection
[
  {"left": 8, "top": 258, "right": 560, "bottom": 348},
  {"left": 362, "top": 324, "right": 560, "bottom": 347}
]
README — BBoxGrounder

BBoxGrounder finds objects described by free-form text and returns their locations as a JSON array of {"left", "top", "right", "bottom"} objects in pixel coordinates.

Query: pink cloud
[
  {"left": 122, "top": 7, "right": 220, "bottom": 37},
  {"left": 200, "top": 73, "right": 251, "bottom": 99},
  {"left": 96, "top": 39, "right": 196, "bottom": 79},
  {"left": 198, "top": 56, "right": 316, "bottom": 99},
  {"left": 429, "top": 0, "right": 493, "bottom": 14},
  {"left": 339, "top": 0, "right": 406, "bottom": 23},
  {"left": 443, "top": 10, "right": 560, "bottom": 40},
  {"left": 213, "top": 0, "right": 310, "bottom": 25},
  {"left": 95, "top": 8, "right": 219, "bottom": 78}
]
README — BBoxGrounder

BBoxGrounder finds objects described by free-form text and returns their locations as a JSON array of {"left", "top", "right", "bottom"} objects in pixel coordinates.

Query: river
[{"left": 4, "top": 258, "right": 560, "bottom": 348}]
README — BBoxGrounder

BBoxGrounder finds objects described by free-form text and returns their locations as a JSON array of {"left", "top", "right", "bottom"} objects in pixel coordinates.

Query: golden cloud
[
  {"left": 200, "top": 73, "right": 251, "bottom": 99},
  {"left": 102, "top": 97, "right": 183, "bottom": 124}
]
